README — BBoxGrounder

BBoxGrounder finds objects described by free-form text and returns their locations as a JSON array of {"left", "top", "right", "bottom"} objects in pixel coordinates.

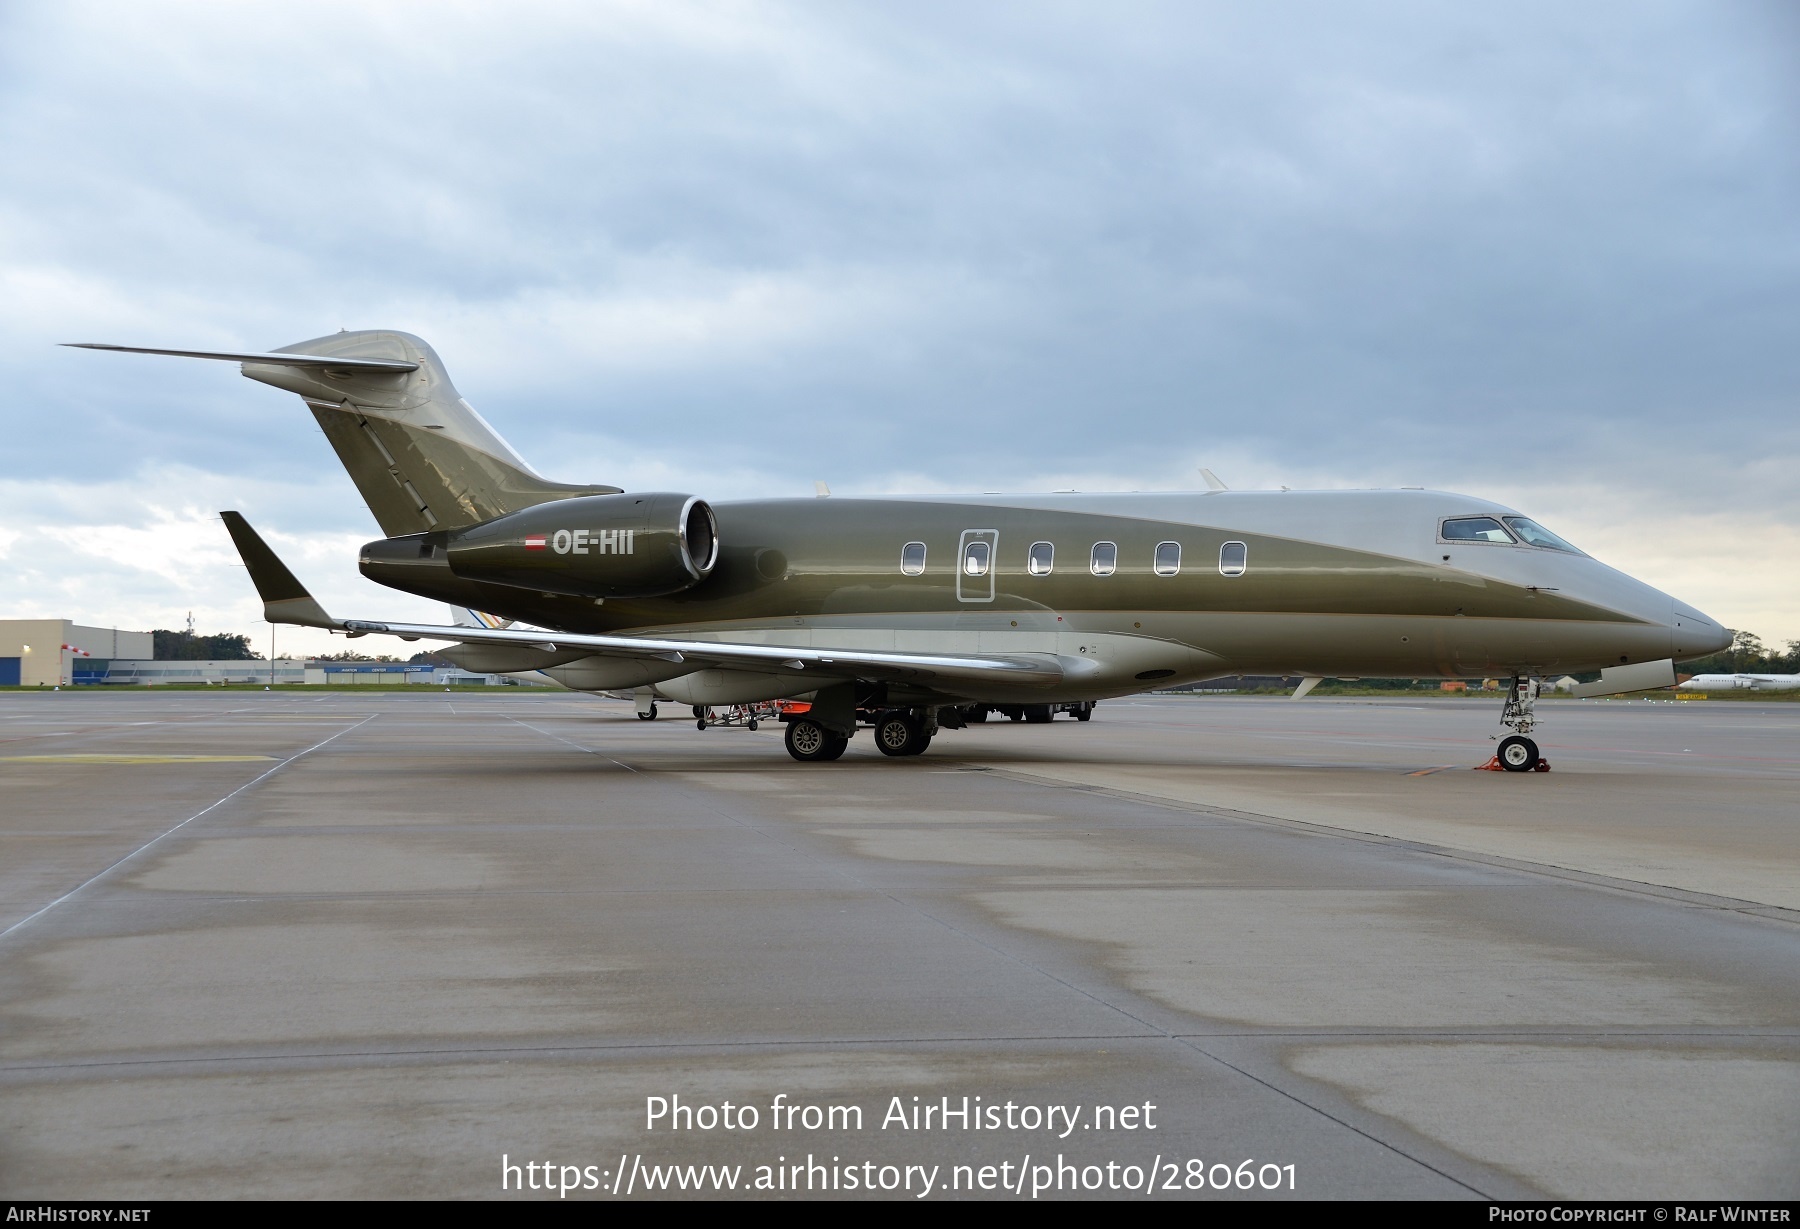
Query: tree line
[
  {"left": 151, "top": 631, "right": 450, "bottom": 666},
  {"left": 152, "top": 629, "right": 262, "bottom": 660},
  {"left": 1678, "top": 630, "right": 1800, "bottom": 676},
  {"left": 146, "top": 626, "right": 1799, "bottom": 676}
]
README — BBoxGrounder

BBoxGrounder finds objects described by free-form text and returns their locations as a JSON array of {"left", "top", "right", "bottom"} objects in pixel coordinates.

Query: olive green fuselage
[{"left": 362, "top": 490, "right": 1693, "bottom": 703}]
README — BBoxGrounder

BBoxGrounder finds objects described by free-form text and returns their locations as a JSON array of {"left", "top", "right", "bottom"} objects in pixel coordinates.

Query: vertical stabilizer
[
  {"left": 240, "top": 330, "right": 620, "bottom": 536},
  {"left": 450, "top": 606, "right": 515, "bottom": 630}
]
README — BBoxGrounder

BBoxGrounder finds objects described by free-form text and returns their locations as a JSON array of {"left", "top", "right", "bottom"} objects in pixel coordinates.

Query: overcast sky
[{"left": 3, "top": 0, "right": 1797, "bottom": 653}]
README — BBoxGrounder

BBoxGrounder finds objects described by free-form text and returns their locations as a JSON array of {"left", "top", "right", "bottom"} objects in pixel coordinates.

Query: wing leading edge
[{"left": 220, "top": 512, "right": 1064, "bottom": 690}]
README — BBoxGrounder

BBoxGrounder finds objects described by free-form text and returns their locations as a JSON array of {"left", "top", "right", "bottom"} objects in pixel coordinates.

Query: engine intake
[{"left": 442, "top": 492, "right": 718, "bottom": 599}]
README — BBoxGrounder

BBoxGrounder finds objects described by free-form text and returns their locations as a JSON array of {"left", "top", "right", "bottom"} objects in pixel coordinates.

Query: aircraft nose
[{"left": 1671, "top": 599, "right": 1732, "bottom": 659}]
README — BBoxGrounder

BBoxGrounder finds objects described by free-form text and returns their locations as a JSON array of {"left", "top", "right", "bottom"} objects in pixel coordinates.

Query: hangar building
[
  {"left": 2, "top": 620, "right": 505, "bottom": 687},
  {"left": 0, "top": 620, "right": 153, "bottom": 687}
]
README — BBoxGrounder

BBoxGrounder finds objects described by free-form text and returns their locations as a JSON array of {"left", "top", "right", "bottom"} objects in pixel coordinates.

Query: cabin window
[
  {"left": 900, "top": 542, "right": 927, "bottom": 575},
  {"left": 1503, "top": 517, "right": 1583, "bottom": 555},
  {"left": 963, "top": 540, "right": 991, "bottom": 577},
  {"left": 1027, "top": 541, "right": 1054, "bottom": 576},
  {"left": 1090, "top": 542, "right": 1117, "bottom": 576},
  {"left": 1219, "top": 541, "right": 1247, "bottom": 576},
  {"left": 1153, "top": 541, "right": 1181, "bottom": 576},
  {"left": 1439, "top": 516, "right": 1515, "bottom": 544}
]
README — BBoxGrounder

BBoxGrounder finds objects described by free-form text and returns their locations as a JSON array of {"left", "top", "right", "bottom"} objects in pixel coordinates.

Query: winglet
[{"left": 220, "top": 512, "right": 340, "bottom": 629}]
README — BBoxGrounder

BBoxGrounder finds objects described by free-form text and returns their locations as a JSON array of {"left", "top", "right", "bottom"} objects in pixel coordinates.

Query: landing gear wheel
[
  {"left": 965, "top": 706, "right": 989, "bottom": 724},
  {"left": 696, "top": 717, "right": 707, "bottom": 730},
  {"left": 1498, "top": 735, "right": 1540, "bottom": 772},
  {"left": 747, "top": 718, "right": 759, "bottom": 732},
  {"left": 1073, "top": 702, "right": 1093, "bottom": 722},
  {"left": 637, "top": 705, "right": 658, "bottom": 721},
  {"left": 785, "top": 718, "right": 846, "bottom": 762},
  {"left": 1024, "top": 704, "right": 1053, "bottom": 724},
  {"left": 1007, "top": 707, "right": 1024, "bottom": 722},
  {"left": 874, "top": 710, "right": 929, "bottom": 757}
]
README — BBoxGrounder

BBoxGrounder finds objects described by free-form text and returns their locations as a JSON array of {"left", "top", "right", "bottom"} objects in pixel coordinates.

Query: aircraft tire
[
  {"left": 1498, "top": 735, "right": 1540, "bottom": 772},
  {"left": 637, "top": 706, "right": 658, "bottom": 721},
  {"left": 965, "top": 706, "right": 988, "bottom": 724},
  {"left": 785, "top": 718, "right": 840, "bottom": 762},
  {"left": 1074, "top": 703, "right": 1093, "bottom": 722},
  {"left": 1024, "top": 704, "right": 1053, "bottom": 724},
  {"left": 875, "top": 710, "right": 926, "bottom": 757}
]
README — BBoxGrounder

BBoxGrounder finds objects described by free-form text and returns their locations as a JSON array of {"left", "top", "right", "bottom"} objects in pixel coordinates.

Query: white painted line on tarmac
[{"left": 0, "top": 714, "right": 378, "bottom": 945}]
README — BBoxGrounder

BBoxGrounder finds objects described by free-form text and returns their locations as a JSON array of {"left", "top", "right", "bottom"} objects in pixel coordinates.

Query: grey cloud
[{"left": 1, "top": 0, "right": 1796, "bottom": 521}]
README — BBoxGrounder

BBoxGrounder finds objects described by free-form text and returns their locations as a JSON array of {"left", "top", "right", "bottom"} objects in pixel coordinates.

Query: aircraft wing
[
  {"left": 221, "top": 511, "right": 1063, "bottom": 690},
  {"left": 333, "top": 616, "right": 1065, "bottom": 687}
]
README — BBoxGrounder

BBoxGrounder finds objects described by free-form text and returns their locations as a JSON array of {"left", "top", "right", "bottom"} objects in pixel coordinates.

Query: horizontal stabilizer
[
  {"left": 64, "top": 342, "right": 417, "bottom": 373},
  {"left": 220, "top": 512, "right": 340, "bottom": 629},
  {"left": 1568, "top": 658, "right": 1676, "bottom": 698}
]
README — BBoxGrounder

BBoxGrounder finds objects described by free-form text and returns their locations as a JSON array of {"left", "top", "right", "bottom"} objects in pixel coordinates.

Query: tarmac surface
[{"left": 1, "top": 689, "right": 1796, "bottom": 1200}]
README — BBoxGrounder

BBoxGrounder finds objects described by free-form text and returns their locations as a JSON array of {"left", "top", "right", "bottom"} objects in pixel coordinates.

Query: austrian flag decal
[{"left": 523, "top": 535, "right": 547, "bottom": 551}]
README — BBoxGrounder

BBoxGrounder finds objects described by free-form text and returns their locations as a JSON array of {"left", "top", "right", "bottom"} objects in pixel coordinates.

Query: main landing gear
[
  {"left": 784, "top": 718, "right": 849, "bottom": 762},
  {"left": 1478, "top": 676, "right": 1552, "bottom": 773},
  {"left": 873, "top": 709, "right": 932, "bottom": 757},
  {"left": 784, "top": 707, "right": 937, "bottom": 761}
]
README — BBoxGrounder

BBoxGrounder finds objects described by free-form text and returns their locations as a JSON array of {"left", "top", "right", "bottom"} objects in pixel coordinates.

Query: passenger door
[{"left": 957, "top": 529, "right": 998, "bottom": 603}]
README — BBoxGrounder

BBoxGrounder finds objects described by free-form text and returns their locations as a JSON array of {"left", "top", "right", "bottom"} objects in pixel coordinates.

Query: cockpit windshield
[
  {"left": 1439, "top": 516, "right": 1515, "bottom": 544},
  {"left": 1502, "top": 516, "right": 1584, "bottom": 555}
]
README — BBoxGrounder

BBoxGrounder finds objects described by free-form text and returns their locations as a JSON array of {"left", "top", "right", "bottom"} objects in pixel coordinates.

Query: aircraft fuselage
[{"left": 359, "top": 487, "right": 1726, "bottom": 703}]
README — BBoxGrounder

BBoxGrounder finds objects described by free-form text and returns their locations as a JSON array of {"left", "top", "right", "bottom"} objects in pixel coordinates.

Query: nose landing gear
[{"left": 1477, "top": 676, "right": 1552, "bottom": 772}]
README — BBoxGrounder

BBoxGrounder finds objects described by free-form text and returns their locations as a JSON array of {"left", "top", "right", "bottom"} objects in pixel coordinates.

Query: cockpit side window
[
  {"left": 1439, "top": 516, "right": 1515, "bottom": 544},
  {"left": 1503, "top": 517, "right": 1584, "bottom": 555}
]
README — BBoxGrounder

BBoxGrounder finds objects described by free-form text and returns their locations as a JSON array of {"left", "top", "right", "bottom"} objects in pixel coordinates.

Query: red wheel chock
[{"left": 1473, "top": 756, "right": 1552, "bottom": 772}]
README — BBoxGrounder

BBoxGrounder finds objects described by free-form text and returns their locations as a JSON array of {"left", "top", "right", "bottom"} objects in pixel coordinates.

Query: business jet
[{"left": 69, "top": 331, "right": 1733, "bottom": 770}]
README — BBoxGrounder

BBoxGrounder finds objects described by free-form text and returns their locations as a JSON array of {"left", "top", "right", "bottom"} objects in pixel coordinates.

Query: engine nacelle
[{"left": 444, "top": 492, "right": 717, "bottom": 599}]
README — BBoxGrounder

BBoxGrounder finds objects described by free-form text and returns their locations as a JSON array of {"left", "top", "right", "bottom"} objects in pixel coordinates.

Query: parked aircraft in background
[
  {"left": 70, "top": 331, "right": 1733, "bottom": 770},
  {"left": 1681, "top": 673, "right": 1800, "bottom": 692}
]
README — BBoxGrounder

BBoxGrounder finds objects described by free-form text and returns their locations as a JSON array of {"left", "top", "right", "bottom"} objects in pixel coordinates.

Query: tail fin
[
  {"left": 71, "top": 330, "right": 619, "bottom": 536},
  {"left": 451, "top": 606, "right": 514, "bottom": 630}
]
